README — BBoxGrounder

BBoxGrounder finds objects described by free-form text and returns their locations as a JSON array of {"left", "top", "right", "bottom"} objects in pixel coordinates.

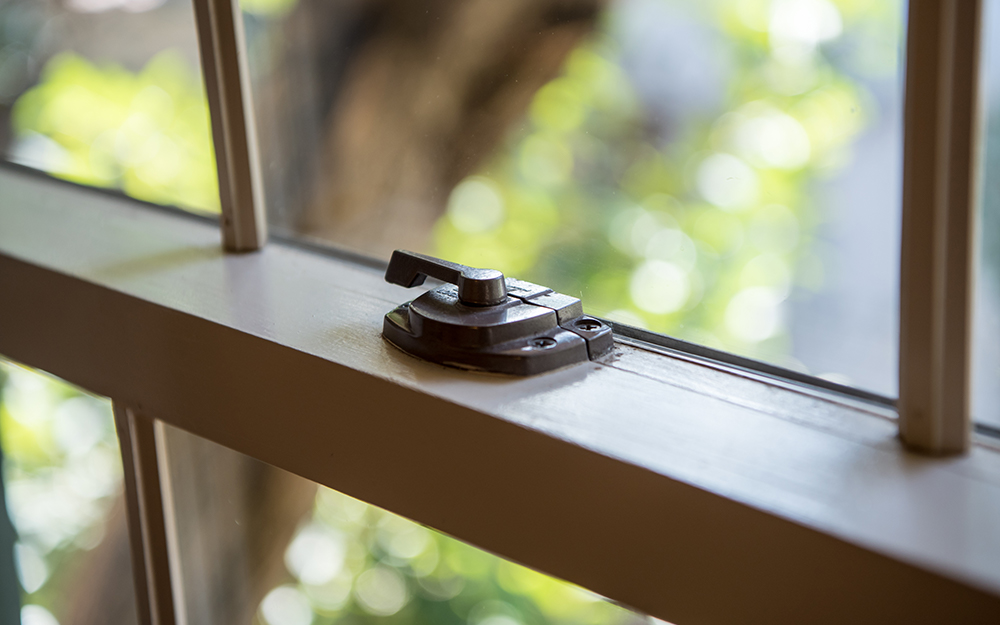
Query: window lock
[{"left": 382, "top": 250, "right": 612, "bottom": 375}]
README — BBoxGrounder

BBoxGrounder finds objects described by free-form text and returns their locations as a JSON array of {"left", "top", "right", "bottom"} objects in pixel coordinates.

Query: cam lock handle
[
  {"left": 385, "top": 250, "right": 508, "bottom": 306},
  {"left": 382, "top": 250, "right": 613, "bottom": 375},
  {"left": 385, "top": 250, "right": 507, "bottom": 306}
]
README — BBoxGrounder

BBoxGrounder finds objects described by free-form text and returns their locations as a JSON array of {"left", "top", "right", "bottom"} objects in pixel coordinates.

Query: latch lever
[{"left": 385, "top": 250, "right": 507, "bottom": 306}]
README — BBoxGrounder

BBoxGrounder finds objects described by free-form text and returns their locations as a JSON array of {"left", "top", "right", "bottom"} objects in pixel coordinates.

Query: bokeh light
[
  {"left": 0, "top": 360, "right": 127, "bottom": 624},
  {"left": 431, "top": 0, "right": 901, "bottom": 381},
  {"left": 260, "top": 585, "right": 314, "bottom": 625},
  {"left": 256, "top": 486, "right": 648, "bottom": 625}
]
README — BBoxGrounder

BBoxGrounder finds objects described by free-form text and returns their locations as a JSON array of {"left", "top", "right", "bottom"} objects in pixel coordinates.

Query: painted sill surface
[{"left": 1, "top": 165, "right": 999, "bottom": 624}]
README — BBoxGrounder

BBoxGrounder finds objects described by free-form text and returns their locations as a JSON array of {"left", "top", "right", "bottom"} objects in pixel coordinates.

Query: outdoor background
[
  {"left": 1, "top": 0, "right": 919, "bottom": 397},
  {"left": 0, "top": 0, "right": 998, "bottom": 624}
]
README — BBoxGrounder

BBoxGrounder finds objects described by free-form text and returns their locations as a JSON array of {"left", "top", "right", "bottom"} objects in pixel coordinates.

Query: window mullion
[
  {"left": 899, "top": 0, "right": 983, "bottom": 454},
  {"left": 114, "top": 404, "right": 180, "bottom": 625},
  {"left": 192, "top": 0, "right": 267, "bottom": 252}
]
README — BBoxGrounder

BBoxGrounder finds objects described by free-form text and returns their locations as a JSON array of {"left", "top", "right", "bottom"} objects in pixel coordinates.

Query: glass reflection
[
  {"left": 248, "top": 0, "right": 904, "bottom": 395},
  {"left": 0, "top": 359, "right": 136, "bottom": 625}
]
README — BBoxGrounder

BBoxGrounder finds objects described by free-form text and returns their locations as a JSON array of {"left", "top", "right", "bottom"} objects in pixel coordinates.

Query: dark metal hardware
[
  {"left": 385, "top": 250, "right": 507, "bottom": 306},
  {"left": 382, "top": 250, "right": 613, "bottom": 375}
]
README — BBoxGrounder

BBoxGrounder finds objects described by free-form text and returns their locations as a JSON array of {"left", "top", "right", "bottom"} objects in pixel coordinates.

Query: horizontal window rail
[
  {"left": 1, "top": 167, "right": 999, "bottom": 624},
  {"left": 0, "top": 162, "right": 904, "bottom": 413}
]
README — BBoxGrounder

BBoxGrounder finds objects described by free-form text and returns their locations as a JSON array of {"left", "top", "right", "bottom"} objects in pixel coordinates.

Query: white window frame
[{"left": 0, "top": 0, "right": 999, "bottom": 623}]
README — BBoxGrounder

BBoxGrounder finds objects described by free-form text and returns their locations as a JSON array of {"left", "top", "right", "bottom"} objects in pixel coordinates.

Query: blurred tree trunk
[{"left": 254, "top": 0, "right": 605, "bottom": 257}]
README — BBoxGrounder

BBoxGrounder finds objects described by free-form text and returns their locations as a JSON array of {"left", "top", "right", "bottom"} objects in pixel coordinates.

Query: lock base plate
[{"left": 382, "top": 281, "right": 612, "bottom": 376}]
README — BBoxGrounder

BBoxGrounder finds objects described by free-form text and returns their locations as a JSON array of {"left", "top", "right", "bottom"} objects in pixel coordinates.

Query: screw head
[
  {"left": 574, "top": 318, "right": 602, "bottom": 332},
  {"left": 529, "top": 337, "right": 558, "bottom": 349}
]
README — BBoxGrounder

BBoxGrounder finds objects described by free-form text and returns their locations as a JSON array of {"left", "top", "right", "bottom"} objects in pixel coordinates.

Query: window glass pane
[
  {"left": 249, "top": 0, "right": 903, "bottom": 396},
  {"left": 0, "top": 358, "right": 137, "bottom": 625},
  {"left": 158, "top": 423, "right": 660, "bottom": 625},
  {"left": 0, "top": 0, "right": 217, "bottom": 215},
  {"left": 975, "top": 1, "right": 1000, "bottom": 432}
]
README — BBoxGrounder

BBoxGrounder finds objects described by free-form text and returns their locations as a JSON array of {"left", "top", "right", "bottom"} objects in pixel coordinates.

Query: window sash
[
  {"left": 187, "top": 0, "right": 987, "bottom": 454},
  {"left": 1, "top": 166, "right": 998, "bottom": 623},
  {"left": 0, "top": 0, "right": 991, "bottom": 620}
]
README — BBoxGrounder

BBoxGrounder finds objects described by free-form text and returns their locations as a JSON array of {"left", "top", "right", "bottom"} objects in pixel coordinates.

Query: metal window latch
[{"left": 382, "top": 250, "right": 613, "bottom": 375}]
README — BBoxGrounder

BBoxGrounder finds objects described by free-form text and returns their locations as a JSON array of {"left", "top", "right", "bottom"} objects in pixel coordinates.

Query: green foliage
[
  {"left": 433, "top": 0, "right": 901, "bottom": 367},
  {"left": 241, "top": 0, "right": 299, "bottom": 18},
  {"left": 260, "top": 488, "right": 644, "bottom": 625},
  {"left": 12, "top": 51, "right": 219, "bottom": 213},
  {"left": 0, "top": 361, "right": 122, "bottom": 623}
]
